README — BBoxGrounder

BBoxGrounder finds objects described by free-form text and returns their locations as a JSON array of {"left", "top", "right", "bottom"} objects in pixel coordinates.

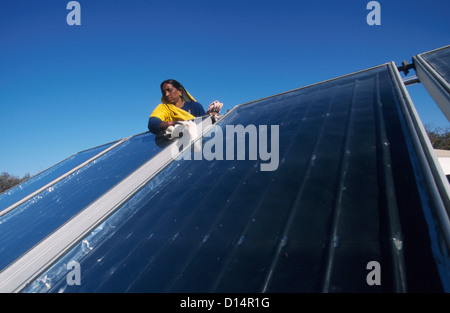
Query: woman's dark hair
[{"left": 160, "top": 79, "right": 183, "bottom": 92}]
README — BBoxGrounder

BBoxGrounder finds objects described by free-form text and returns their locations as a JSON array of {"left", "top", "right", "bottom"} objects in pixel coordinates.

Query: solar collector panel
[
  {"left": 18, "top": 63, "right": 448, "bottom": 293},
  {"left": 421, "top": 46, "right": 450, "bottom": 84},
  {"left": 0, "top": 132, "right": 168, "bottom": 271}
]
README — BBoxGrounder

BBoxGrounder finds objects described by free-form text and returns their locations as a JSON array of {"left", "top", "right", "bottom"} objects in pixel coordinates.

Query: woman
[{"left": 147, "top": 79, "right": 206, "bottom": 134}]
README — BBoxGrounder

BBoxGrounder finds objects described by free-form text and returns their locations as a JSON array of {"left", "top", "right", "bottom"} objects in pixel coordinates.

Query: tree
[
  {"left": 425, "top": 124, "right": 450, "bottom": 150},
  {"left": 0, "top": 172, "right": 31, "bottom": 194}
]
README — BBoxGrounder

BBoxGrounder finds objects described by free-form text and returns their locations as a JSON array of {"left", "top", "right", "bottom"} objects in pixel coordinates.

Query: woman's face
[{"left": 161, "top": 83, "right": 182, "bottom": 104}]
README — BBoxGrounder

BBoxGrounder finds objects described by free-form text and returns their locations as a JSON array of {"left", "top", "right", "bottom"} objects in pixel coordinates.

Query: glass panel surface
[
  {"left": 25, "top": 65, "right": 446, "bottom": 293},
  {"left": 0, "top": 132, "right": 166, "bottom": 271},
  {"left": 0, "top": 142, "right": 116, "bottom": 212},
  {"left": 421, "top": 46, "right": 450, "bottom": 84}
]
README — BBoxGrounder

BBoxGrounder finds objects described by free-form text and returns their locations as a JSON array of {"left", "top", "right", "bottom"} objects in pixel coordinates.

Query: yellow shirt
[{"left": 150, "top": 103, "right": 195, "bottom": 122}]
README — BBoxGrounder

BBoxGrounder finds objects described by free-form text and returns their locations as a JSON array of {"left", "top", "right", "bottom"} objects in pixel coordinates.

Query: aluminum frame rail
[
  {"left": 391, "top": 61, "right": 450, "bottom": 233},
  {"left": 389, "top": 61, "right": 450, "bottom": 289},
  {"left": 0, "top": 116, "right": 217, "bottom": 293}
]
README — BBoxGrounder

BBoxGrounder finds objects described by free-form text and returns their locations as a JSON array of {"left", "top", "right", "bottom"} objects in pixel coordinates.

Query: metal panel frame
[
  {"left": 413, "top": 45, "right": 450, "bottom": 121},
  {"left": 389, "top": 62, "right": 450, "bottom": 226},
  {"left": 388, "top": 62, "right": 450, "bottom": 289}
]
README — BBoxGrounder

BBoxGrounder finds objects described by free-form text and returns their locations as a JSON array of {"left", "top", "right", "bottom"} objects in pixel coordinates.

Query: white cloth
[
  {"left": 166, "top": 120, "right": 201, "bottom": 153},
  {"left": 206, "top": 100, "right": 223, "bottom": 115}
]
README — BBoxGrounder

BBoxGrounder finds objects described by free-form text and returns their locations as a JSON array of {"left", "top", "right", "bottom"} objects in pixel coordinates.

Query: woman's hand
[{"left": 206, "top": 100, "right": 223, "bottom": 115}]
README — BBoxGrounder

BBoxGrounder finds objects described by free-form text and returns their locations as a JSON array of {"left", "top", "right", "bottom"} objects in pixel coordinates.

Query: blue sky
[{"left": 0, "top": 0, "right": 449, "bottom": 177}]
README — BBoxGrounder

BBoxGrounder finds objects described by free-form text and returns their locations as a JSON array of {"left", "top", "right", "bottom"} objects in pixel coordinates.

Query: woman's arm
[{"left": 148, "top": 117, "right": 175, "bottom": 134}]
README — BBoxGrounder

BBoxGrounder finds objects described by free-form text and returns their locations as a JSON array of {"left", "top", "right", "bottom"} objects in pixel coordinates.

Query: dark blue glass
[{"left": 0, "top": 132, "right": 165, "bottom": 271}]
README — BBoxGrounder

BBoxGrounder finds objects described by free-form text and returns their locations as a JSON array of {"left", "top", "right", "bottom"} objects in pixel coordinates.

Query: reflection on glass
[
  {"left": 0, "top": 142, "right": 116, "bottom": 212},
  {"left": 0, "top": 132, "right": 165, "bottom": 271},
  {"left": 422, "top": 46, "right": 450, "bottom": 84}
]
